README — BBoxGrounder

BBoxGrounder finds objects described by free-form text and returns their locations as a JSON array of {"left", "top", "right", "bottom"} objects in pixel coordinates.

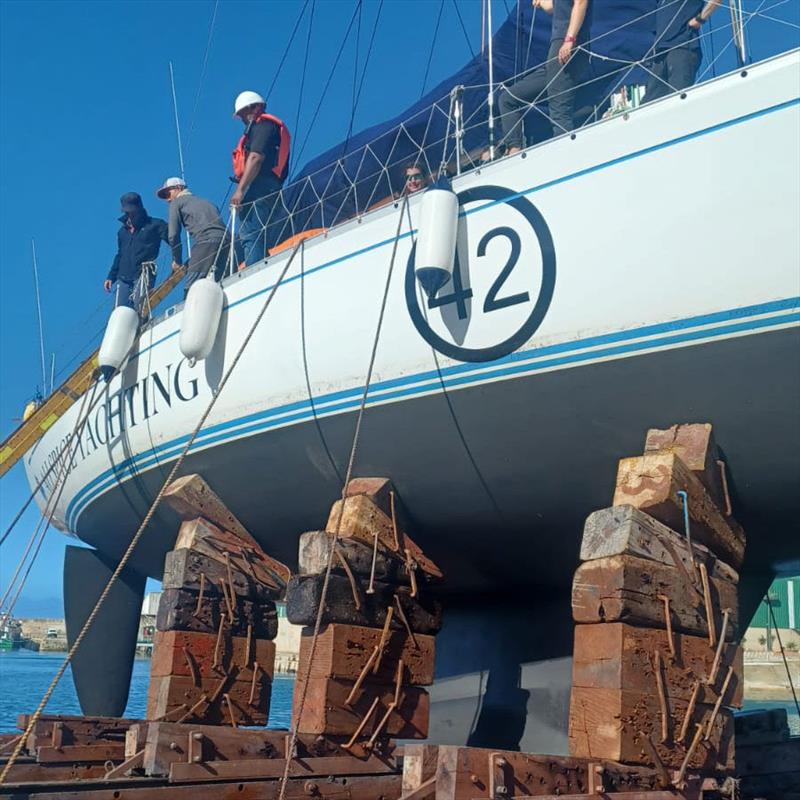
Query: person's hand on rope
[
  {"left": 559, "top": 36, "right": 576, "bottom": 64},
  {"left": 103, "top": 279, "right": 113, "bottom": 292},
  {"left": 230, "top": 188, "right": 244, "bottom": 208},
  {"left": 533, "top": 0, "right": 553, "bottom": 12},
  {"left": 171, "top": 261, "right": 183, "bottom": 274}
]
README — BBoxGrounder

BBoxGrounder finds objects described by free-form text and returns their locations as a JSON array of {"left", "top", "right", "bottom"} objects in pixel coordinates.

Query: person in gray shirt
[{"left": 156, "top": 177, "right": 231, "bottom": 296}]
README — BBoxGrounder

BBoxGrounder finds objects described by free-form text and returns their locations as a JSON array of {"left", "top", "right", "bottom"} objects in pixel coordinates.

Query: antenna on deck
[
  {"left": 31, "top": 240, "right": 47, "bottom": 395},
  {"left": 169, "top": 61, "right": 191, "bottom": 257}
]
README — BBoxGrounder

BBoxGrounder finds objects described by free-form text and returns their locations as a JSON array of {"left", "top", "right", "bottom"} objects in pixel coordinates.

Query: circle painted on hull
[{"left": 405, "top": 185, "right": 556, "bottom": 363}]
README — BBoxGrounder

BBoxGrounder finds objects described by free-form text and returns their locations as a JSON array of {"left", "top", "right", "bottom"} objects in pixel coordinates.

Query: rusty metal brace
[
  {"left": 187, "top": 731, "right": 204, "bottom": 764},
  {"left": 335, "top": 544, "right": 362, "bottom": 611},
  {"left": 365, "top": 659, "right": 404, "bottom": 750},
  {"left": 194, "top": 572, "right": 206, "bottom": 616},
  {"left": 705, "top": 665, "right": 734, "bottom": 740},
  {"left": 212, "top": 613, "right": 226, "bottom": 669},
  {"left": 342, "top": 696, "right": 381, "bottom": 751},
  {"left": 658, "top": 595, "right": 675, "bottom": 658},
  {"left": 404, "top": 548, "right": 418, "bottom": 598},
  {"left": 716, "top": 459, "right": 733, "bottom": 516},
  {"left": 223, "top": 693, "right": 238, "bottom": 727},
  {"left": 678, "top": 680, "right": 701, "bottom": 743},
  {"left": 51, "top": 720, "right": 64, "bottom": 748},
  {"left": 676, "top": 490, "right": 697, "bottom": 577},
  {"left": 183, "top": 646, "right": 200, "bottom": 687},
  {"left": 367, "top": 530, "right": 379, "bottom": 595},
  {"left": 488, "top": 752, "right": 509, "bottom": 799},
  {"left": 373, "top": 606, "right": 394, "bottom": 674},
  {"left": 393, "top": 593, "right": 418, "bottom": 649},
  {"left": 707, "top": 608, "right": 731, "bottom": 685},
  {"left": 249, "top": 661, "right": 261, "bottom": 706},
  {"left": 639, "top": 735, "right": 670, "bottom": 789},
  {"left": 103, "top": 749, "right": 144, "bottom": 779},
  {"left": 389, "top": 490, "right": 402, "bottom": 552},
  {"left": 674, "top": 723, "right": 704, "bottom": 788},
  {"left": 218, "top": 576, "right": 235, "bottom": 624},
  {"left": 346, "top": 646, "right": 380, "bottom": 706},
  {"left": 653, "top": 651, "right": 670, "bottom": 743},
  {"left": 698, "top": 562, "right": 717, "bottom": 648}
]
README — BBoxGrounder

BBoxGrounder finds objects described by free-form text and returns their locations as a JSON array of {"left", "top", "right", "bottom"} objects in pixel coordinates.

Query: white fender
[
  {"left": 98, "top": 306, "right": 139, "bottom": 381},
  {"left": 414, "top": 185, "right": 459, "bottom": 298},
  {"left": 179, "top": 277, "right": 224, "bottom": 364}
]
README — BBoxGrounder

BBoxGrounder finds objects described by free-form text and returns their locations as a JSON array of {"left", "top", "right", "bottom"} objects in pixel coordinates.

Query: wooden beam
[{"left": 612, "top": 452, "right": 745, "bottom": 568}]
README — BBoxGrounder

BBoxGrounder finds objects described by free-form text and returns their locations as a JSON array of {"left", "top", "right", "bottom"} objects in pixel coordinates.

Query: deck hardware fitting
[
  {"left": 249, "top": 661, "right": 260, "bottom": 706},
  {"left": 335, "top": 544, "right": 362, "bottom": 611},
  {"left": 653, "top": 651, "right": 670, "bottom": 743},
  {"left": 367, "top": 530, "right": 379, "bottom": 594},
  {"left": 657, "top": 595, "right": 675, "bottom": 658},
  {"left": 698, "top": 562, "right": 716, "bottom": 647},
  {"left": 346, "top": 646, "right": 380, "bottom": 706},
  {"left": 707, "top": 608, "right": 731, "bottom": 684},
  {"left": 342, "top": 696, "right": 380, "bottom": 750},
  {"left": 187, "top": 731, "right": 204, "bottom": 764},
  {"left": 704, "top": 665, "right": 734, "bottom": 740},
  {"left": 678, "top": 680, "right": 701, "bottom": 743},
  {"left": 373, "top": 606, "right": 394, "bottom": 673},
  {"left": 716, "top": 459, "right": 733, "bottom": 516}
]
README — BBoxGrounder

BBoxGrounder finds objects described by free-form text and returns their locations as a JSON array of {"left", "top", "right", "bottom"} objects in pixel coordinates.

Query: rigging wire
[
  {"left": 290, "top": 0, "right": 317, "bottom": 174},
  {"left": 265, "top": 0, "right": 312, "bottom": 104},
  {"left": 419, "top": 0, "right": 447, "bottom": 100},
  {"left": 184, "top": 0, "right": 220, "bottom": 163},
  {"left": 767, "top": 596, "right": 800, "bottom": 719},
  {"left": 451, "top": 0, "right": 476, "bottom": 58},
  {"left": 292, "top": 2, "right": 363, "bottom": 168}
]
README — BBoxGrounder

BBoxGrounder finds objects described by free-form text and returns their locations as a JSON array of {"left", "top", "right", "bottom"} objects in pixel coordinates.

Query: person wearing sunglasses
[{"left": 401, "top": 162, "right": 430, "bottom": 195}]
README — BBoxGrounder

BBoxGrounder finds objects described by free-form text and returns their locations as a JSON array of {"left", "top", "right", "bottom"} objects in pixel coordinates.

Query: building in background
[{"left": 745, "top": 576, "right": 800, "bottom": 653}]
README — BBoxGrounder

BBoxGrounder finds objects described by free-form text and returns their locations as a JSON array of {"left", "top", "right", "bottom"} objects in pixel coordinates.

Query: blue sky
[{"left": 1, "top": 0, "right": 798, "bottom": 617}]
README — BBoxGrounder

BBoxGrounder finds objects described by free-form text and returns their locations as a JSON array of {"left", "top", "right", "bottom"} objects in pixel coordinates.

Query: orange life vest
[{"left": 232, "top": 113, "right": 291, "bottom": 183}]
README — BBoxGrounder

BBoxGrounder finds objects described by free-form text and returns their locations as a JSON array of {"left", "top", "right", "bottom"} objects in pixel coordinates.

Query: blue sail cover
[{"left": 271, "top": 0, "right": 657, "bottom": 240}]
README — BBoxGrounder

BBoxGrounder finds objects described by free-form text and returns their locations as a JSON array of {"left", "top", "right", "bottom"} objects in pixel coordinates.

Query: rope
[
  {"left": 0, "top": 240, "right": 303, "bottom": 784},
  {"left": 265, "top": 0, "right": 312, "bottom": 103},
  {"left": 767, "top": 596, "right": 800, "bottom": 719},
  {"left": 290, "top": 0, "right": 317, "bottom": 174},
  {"left": 277, "top": 193, "right": 410, "bottom": 800},
  {"left": 185, "top": 0, "right": 220, "bottom": 162},
  {"left": 451, "top": 0, "right": 476, "bottom": 59},
  {"left": 419, "top": 0, "right": 446, "bottom": 101}
]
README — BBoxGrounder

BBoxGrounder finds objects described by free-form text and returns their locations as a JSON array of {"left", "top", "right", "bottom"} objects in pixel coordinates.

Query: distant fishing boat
[{"left": 15, "top": 1, "right": 800, "bottom": 749}]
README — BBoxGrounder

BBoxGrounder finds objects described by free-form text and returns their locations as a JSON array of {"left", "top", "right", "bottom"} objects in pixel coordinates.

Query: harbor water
[{"left": 0, "top": 650, "right": 295, "bottom": 732}]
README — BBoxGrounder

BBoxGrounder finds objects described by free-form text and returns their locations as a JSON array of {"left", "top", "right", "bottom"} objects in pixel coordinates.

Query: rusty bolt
[
  {"left": 192, "top": 754, "right": 202, "bottom": 763},
  {"left": 304, "top": 780, "right": 320, "bottom": 795},
  {"left": 192, "top": 732, "right": 203, "bottom": 741},
  {"left": 496, "top": 757, "right": 507, "bottom": 768},
  {"left": 169, "top": 741, "right": 178, "bottom": 751},
  {"left": 470, "top": 774, "right": 480, "bottom": 784}
]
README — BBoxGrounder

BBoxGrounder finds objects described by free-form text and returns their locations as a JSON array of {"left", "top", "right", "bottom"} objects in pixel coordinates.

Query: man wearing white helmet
[{"left": 230, "top": 90, "right": 291, "bottom": 266}]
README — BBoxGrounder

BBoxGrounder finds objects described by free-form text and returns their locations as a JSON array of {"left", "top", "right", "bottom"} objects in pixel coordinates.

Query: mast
[
  {"left": 30, "top": 240, "right": 47, "bottom": 394},
  {"left": 486, "top": 0, "right": 496, "bottom": 160}
]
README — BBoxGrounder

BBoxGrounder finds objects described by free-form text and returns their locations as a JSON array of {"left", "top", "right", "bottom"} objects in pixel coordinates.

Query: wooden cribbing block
[
  {"left": 581, "top": 506, "right": 738, "bottom": 584},
  {"left": 292, "top": 675, "right": 429, "bottom": 737},
  {"left": 150, "top": 630, "right": 275, "bottom": 680},
  {"left": 568, "top": 686, "right": 734, "bottom": 769},
  {"left": 299, "top": 623, "right": 435, "bottom": 685},
  {"left": 162, "top": 547, "right": 272, "bottom": 601},
  {"left": 175, "top": 517, "right": 287, "bottom": 594},
  {"left": 613, "top": 451, "right": 745, "bottom": 568},
  {"left": 572, "top": 623, "right": 743, "bottom": 706},
  {"left": 327, "top": 493, "right": 442, "bottom": 579},
  {"left": 644, "top": 423, "right": 726, "bottom": 509},
  {"left": 156, "top": 587, "right": 278, "bottom": 639},
  {"left": 286, "top": 573, "right": 443, "bottom": 634},
  {"left": 146, "top": 671, "right": 271, "bottom": 726},
  {"left": 572, "top": 555, "right": 738, "bottom": 638},
  {"left": 299, "top": 530, "right": 411, "bottom": 584}
]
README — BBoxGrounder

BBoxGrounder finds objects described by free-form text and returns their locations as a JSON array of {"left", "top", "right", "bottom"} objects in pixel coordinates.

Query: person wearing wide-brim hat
[
  {"left": 104, "top": 191, "right": 168, "bottom": 311},
  {"left": 157, "top": 177, "right": 231, "bottom": 297}
]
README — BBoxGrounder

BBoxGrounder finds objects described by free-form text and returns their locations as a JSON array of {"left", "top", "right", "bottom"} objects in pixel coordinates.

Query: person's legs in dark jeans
[
  {"left": 498, "top": 60, "right": 549, "bottom": 150},
  {"left": 238, "top": 195, "right": 280, "bottom": 266},
  {"left": 666, "top": 47, "right": 701, "bottom": 92},
  {"left": 644, "top": 53, "right": 671, "bottom": 103},
  {"left": 114, "top": 277, "right": 135, "bottom": 309},
  {"left": 545, "top": 40, "right": 589, "bottom": 135}
]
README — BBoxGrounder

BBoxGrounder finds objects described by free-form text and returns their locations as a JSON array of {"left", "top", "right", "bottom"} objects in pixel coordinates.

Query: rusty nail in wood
[
  {"left": 212, "top": 613, "right": 225, "bottom": 669},
  {"left": 678, "top": 680, "right": 701, "bottom": 743},
  {"left": 194, "top": 572, "right": 206, "bottom": 616},
  {"left": 705, "top": 665, "right": 735, "bottom": 740},
  {"left": 658, "top": 595, "right": 675, "bottom": 658},
  {"left": 653, "top": 651, "right": 670, "bottom": 743},
  {"left": 707, "top": 608, "right": 731, "bottom": 685},
  {"left": 389, "top": 490, "right": 402, "bottom": 552},
  {"left": 346, "top": 646, "right": 379, "bottom": 706},
  {"left": 366, "top": 667, "right": 402, "bottom": 750},
  {"left": 373, "top": 606, "right": 394, "bottom": 674},
  {"left": 218, "top": 576, "right": 235, "bottom": 624},
  {"left": 223, "top": 693, "right": 238, "bottom": 728},
  {"left": 183, "top": 646, "right": 200, "bottom": 687},
  {"left": 249, "top": 662, "right": 260, "bottom": 707},
  {"left": 342, "top": 696, "right": 380, "bottom": 751},
  {"left": 699, "top": 562, "right": 716, "bottom": 648},
  {"left": 176, "top": 695, "right": 208, "bottom": 724},
  {"left": 393, "top": 593, "right": 418, "bottom": 649},
  {"left": 639, "top": 734, "right": 670, "bottom": 789},
  {"left": 404, "top": 548, "right": 418, "bottom": 598},
  {"left": 716, "top": 459, "right": 733, "bottom": 516},
  {"left": 335, "top": 544, "right": 362, "bottom": 611},
  {"left": 675, "top": 723, "right": 704, "bottom": 787}
]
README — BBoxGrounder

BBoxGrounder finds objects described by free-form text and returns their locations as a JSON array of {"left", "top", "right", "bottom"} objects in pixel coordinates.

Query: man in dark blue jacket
[{"left": 104, "top": 192, "right": 169, "bottom": 311}]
